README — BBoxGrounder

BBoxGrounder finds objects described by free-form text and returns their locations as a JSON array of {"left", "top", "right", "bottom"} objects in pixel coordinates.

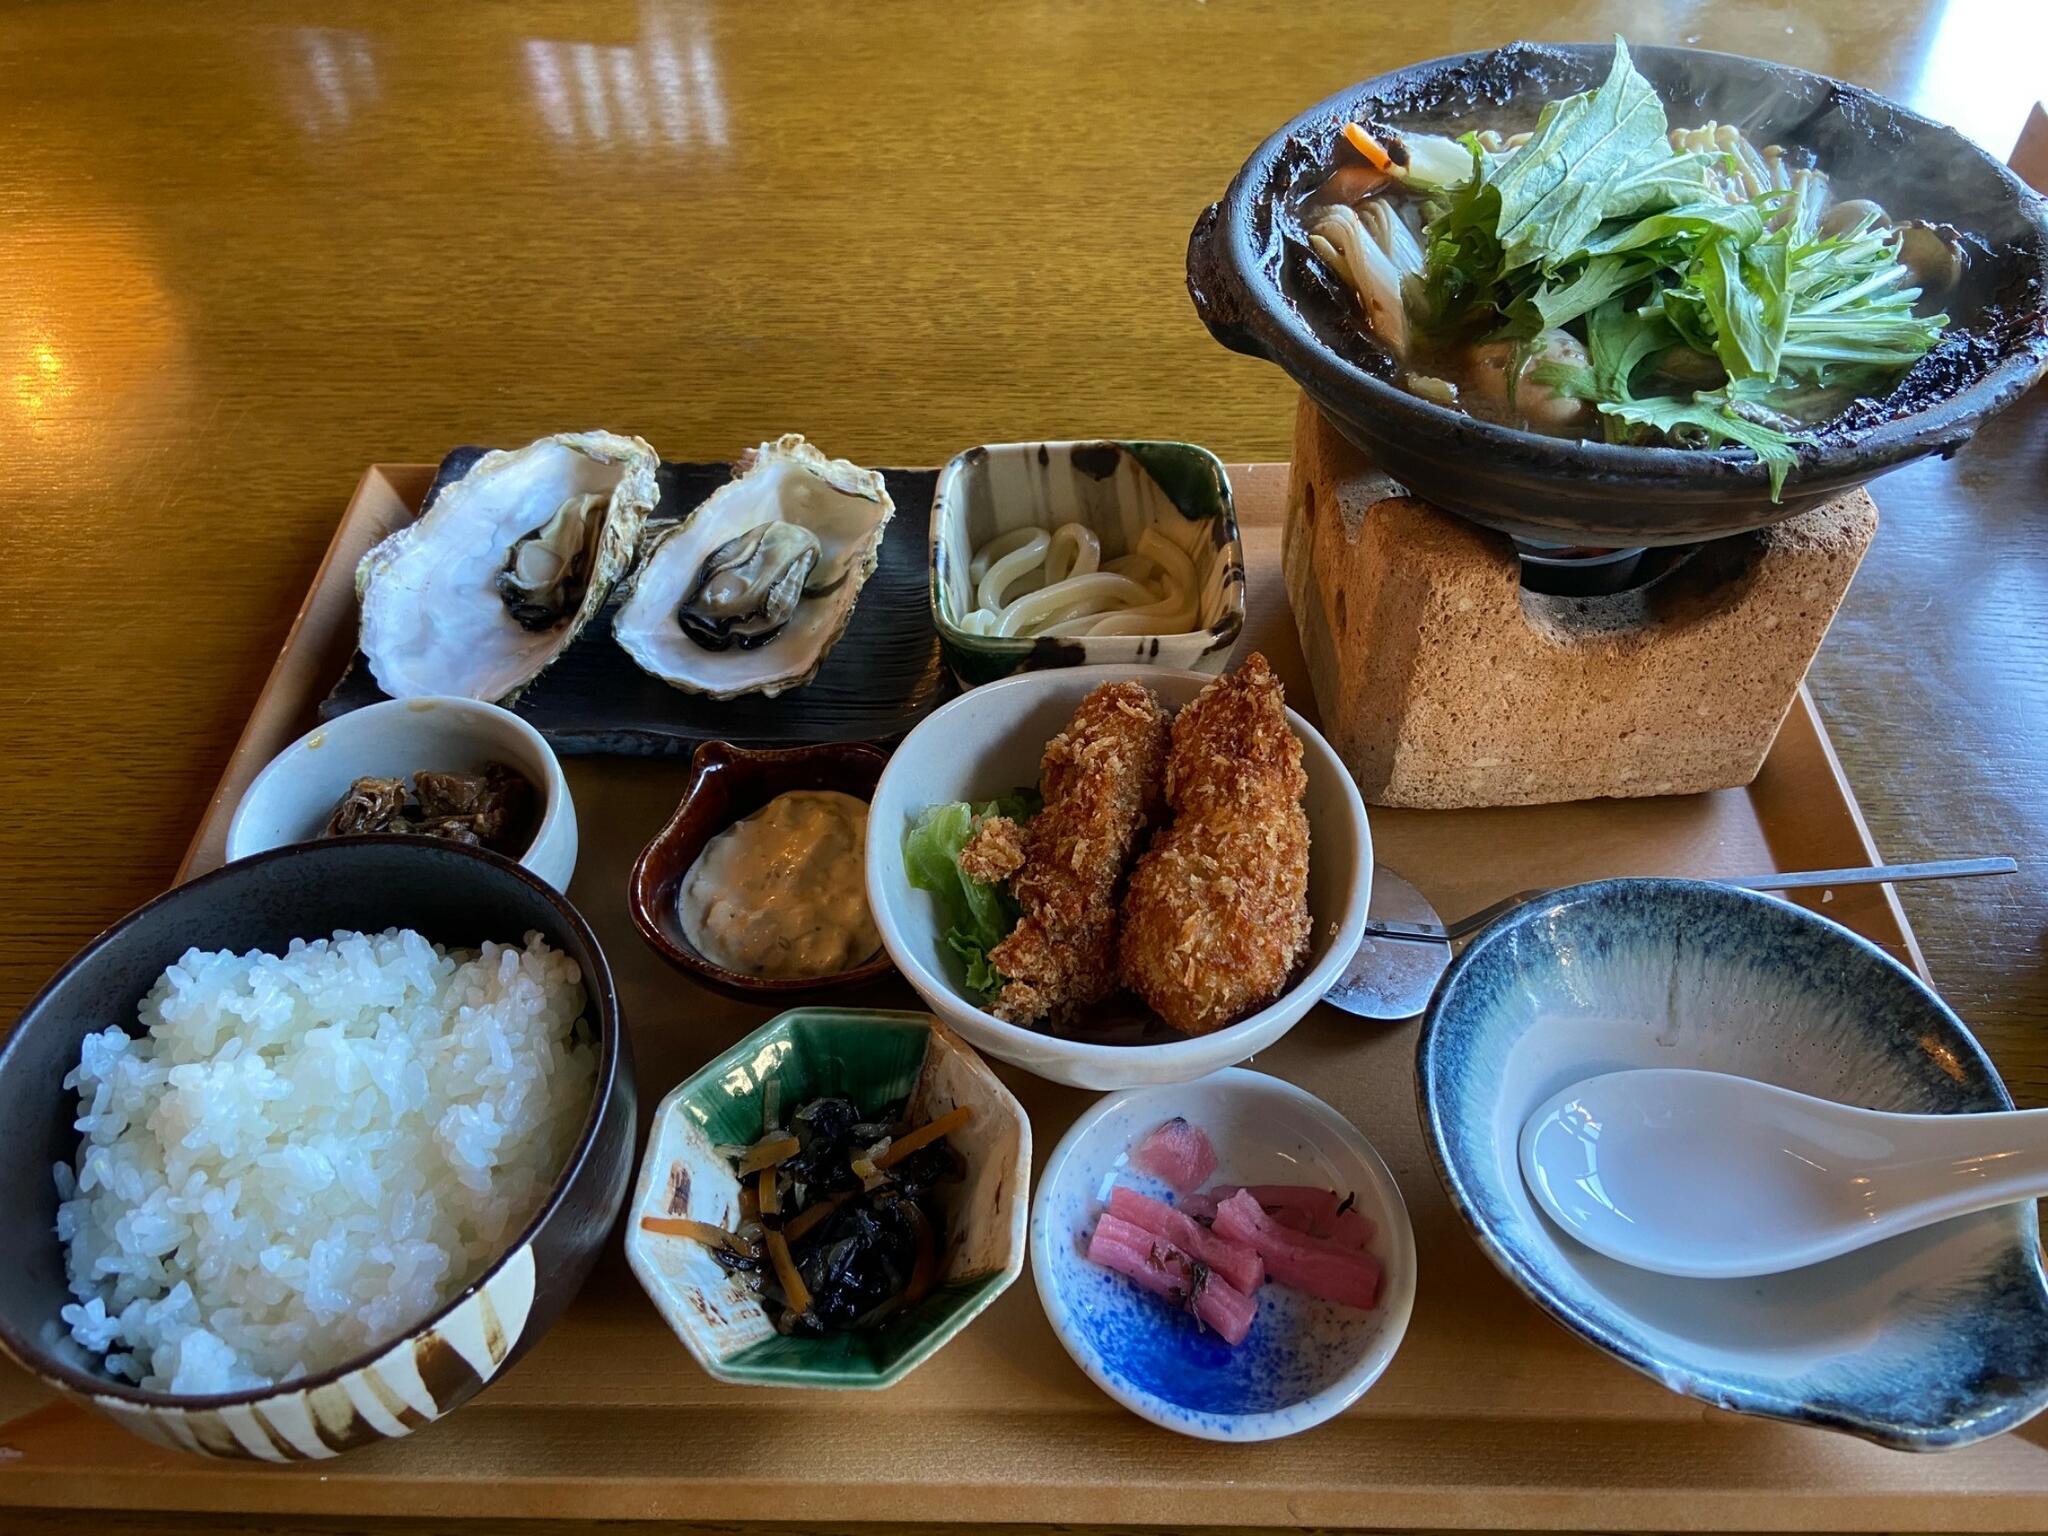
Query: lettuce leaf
[{"left": 901, "top": 792, "right": 1039, "bottom": 1004}]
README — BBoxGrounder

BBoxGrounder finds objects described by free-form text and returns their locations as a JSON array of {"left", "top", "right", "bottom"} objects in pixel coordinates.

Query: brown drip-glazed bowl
[
  {"left": 628, "top": 740, "right": 896, "bottom": 1001},
  {"left": 0, "top": 836, "right": 636, "bottom": 1459}
]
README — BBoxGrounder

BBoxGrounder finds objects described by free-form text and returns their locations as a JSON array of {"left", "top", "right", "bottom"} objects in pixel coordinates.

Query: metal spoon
[
  {"left": 1520, "top": 1068, "right": 2048, "bottom": 1279},
  {"left": 1323, "top": 856, "right": 2017, "bottom": 1020}
]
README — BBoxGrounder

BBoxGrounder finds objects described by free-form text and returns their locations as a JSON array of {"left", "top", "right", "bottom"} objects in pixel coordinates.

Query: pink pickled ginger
[
  {"left": 1131, "top": 1117, "right": 1217, "bottom": 1193},
  {"left": 1087, "top": 1212, "right": 1257, "bottom": 1345},
  {"left": 1213, "top": 1190, "right": 1382, "bottom": 1310},
  {"left": 1106, "top": 1184, "right": 1264, "bottom": 1295}
]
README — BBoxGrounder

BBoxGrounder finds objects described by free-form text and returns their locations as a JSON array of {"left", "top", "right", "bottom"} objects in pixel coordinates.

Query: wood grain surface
[{"left": 2, "top": 2, "right": 2044, "bottom": 1533}]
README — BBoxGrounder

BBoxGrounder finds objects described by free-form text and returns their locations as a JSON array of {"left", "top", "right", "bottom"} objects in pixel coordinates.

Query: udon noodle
[{"left": 957, "top": 522, "right": 1200, "bottom": 639}]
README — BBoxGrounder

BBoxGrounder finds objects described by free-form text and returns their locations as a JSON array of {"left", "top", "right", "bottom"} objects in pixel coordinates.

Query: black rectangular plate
[{"left": 321, "top": 450, "right": 953, "bottom": 755}]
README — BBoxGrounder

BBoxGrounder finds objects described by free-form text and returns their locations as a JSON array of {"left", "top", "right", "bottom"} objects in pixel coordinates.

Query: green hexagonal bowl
[{"left": 624, "top": 1008, "right": 1030, "bottom": 1388}]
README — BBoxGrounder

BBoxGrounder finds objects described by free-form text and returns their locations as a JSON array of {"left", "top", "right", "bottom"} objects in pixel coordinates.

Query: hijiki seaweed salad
[
  {"left": 1293, "top": 38, "right": 1965, "bottom": 495},
  {"left": 641, "top": 1094, "right": 970, "bottom": 1335}
]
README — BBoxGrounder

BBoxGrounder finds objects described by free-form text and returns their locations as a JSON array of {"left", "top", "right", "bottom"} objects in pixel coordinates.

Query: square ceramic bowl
[
  {"left": 624, "top": 1008, "right": 1029, "bottom": 1388},
  {"left": 929, "top": 440, "right": 1245, "bottom": 686},
  {"left": 865, "top": 665, "right": 1372, "bottom": 1090},
  {"left": 1418, "top": 878, "right": 2048, "bottom": 1451},
  {"left": 1031, "top": 1069, "right": 1415, "bottom": 1442}
]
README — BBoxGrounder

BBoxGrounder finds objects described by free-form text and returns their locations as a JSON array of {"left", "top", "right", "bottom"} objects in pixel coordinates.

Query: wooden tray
[{"left": 10, "top": 465, "right": 2043, "bottom": 1532}]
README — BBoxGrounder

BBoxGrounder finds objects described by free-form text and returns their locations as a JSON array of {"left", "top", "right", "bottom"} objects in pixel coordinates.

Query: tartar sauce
[{"left": 679, "top": 790, "right": 880, "bottom": 979}]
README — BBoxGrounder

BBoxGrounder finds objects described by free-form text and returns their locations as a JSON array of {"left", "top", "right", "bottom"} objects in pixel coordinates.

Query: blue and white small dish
[
  {"left": 929, "top": 440, "right": 1245, "bottom": 687},
  {"left": 1418, "top": 878, "right": 2048, "bottom": 1451},
  {"left": 1030, "top": 1069, "right": 1415, "bottom": 1441}
]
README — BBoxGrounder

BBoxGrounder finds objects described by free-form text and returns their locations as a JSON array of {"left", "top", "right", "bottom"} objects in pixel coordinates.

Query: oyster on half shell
[
  {"left": 356, "top": 431, "right": 659, "bottom": 702},
  {"left": 613, "top": 434, "right": 894, "bottom": 699}
]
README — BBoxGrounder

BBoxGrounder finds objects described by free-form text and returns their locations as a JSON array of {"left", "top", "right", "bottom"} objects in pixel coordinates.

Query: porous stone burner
[{"left": 1284, "top": 396, "right": 1877, "bottom": 809}]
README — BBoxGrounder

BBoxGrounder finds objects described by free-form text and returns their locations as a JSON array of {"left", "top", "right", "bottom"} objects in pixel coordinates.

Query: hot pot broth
[{"left": 1284, "top": 41, "right": 1970, "bottom": 494}]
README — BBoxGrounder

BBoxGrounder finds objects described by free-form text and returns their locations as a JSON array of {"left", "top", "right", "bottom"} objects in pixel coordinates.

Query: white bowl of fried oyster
[{"left": 867, "top": 657, "right": 1372, "bottom": 1089}]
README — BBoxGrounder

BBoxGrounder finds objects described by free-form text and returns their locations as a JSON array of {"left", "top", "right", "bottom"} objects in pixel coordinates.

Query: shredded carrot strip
[
  {"left": 782, "top": 1191, "right": 850, "bottom": 1245},
  {"left": 739, "top": 1185, "right": 760, "bottom": 1223},
  {"left": 756, "top": 1164, "right": 780, "bottom": 1218},
  {"left": 873, "top": 1105, "right": 973, "bottom": 1170},
  {"left": 736, "top": 1133, "right": 799, "bottom": 1176},
  {"left": 765, "top": 1228, "right": 811, "bottom": 1315},
  {"left": 639, "top": 1215, "right": 752, "bottom": 1257},
  {"left": 1343, "top": 121, "right": 1393, "bottom": 172}
]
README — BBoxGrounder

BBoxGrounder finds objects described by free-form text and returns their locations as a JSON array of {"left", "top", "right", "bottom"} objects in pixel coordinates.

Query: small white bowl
[
  {"left": 864, "top": 664, "right": 1371, "bottom": 1090},
  {"left": 1030, "top": 1069, "right": 1416, "bottom": 1441},
  {"left": 226, "top": 697, "right": 577, "bottom": 890}
]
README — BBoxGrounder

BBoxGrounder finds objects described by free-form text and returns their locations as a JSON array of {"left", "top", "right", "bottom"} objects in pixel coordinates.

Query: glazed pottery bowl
[
  {"left": 1031, "top": 1069, "right": 1415, "bottom": 1441},
  {"left": 624, "top": 1008, "right": 1028, "bottom": 1388},
  {"left": 1417, "top": 878, "right": 2048, "bottom": 1450},
  {"left": 1186, "top": 40, "right": 2048, "bottom": 545},
  {"left": 865, "top": 665, "right": 1372, "bottom": 1090},
  {"left": 0, "top": 837, "right": 636, "bottom": 1459},
  {"left": 226, "top": 695, "right": 577, "bottom": 890},
  {"left": 628, "top": 740, "right": 893, "bottom": 1001},
  {"left": 929, "top": 441, "right": 1246, "bottom": 686}
]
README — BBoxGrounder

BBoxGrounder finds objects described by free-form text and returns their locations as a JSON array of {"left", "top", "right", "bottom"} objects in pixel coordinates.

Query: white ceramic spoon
[{"left": 1519, "top": 1068, "right": 2048, "bottom": 1280}]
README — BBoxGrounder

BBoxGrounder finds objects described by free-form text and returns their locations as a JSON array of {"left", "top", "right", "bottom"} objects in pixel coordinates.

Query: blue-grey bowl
[{"left": 1417, "top": 878, "right": 2048, "bottom": 1451}]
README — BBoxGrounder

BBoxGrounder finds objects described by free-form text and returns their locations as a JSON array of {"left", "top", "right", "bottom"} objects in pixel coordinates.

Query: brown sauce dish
[{"left": 628, "top": 740, "right": 895, "bottom": 1000}]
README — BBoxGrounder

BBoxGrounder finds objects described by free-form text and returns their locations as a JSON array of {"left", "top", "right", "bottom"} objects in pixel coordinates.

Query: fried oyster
[{"left": 960, "top": 681, "right": 1170, "bottom": 1026}]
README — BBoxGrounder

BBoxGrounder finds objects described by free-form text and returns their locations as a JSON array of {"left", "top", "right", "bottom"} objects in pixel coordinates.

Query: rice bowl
[
  {"left": 55, "top": 928, "right": 597, "bottom": 1396},
  {"left": 0, "top": 836, "right": 636, "bottom": 1459}
]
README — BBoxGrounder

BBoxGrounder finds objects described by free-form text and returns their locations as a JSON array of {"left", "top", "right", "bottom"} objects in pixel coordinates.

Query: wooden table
[{"left": 1, "top": 2, "right": 2043, "bottom": 1531}]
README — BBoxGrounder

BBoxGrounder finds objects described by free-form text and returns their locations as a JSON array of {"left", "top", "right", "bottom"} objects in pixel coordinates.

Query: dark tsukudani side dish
[
  {"left": 322, "top": 762, "right": 537, "bottom": 856},
  {"left": 904, "top": 653, "right": 1313, "bottom": 1040},
  {"left": 641, "top": 1095, "right": 971, "bottom": 1335}
]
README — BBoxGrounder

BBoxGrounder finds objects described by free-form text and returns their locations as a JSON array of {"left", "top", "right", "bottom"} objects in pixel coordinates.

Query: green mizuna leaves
[
  {"left": 1600, "top": 391, "right": 1801, "bottom": 494},
  {"left": 1483, "top": 41, "right": 1712, "bottom": 271},
  {"left": 1409, "top": 36, "right": 1949, "bottom": 499}
]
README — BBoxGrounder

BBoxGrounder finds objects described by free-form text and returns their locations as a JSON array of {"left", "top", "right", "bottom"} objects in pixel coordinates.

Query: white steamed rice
[{"left": 54, "top": 927, "right": 597, "bottom": 1396}]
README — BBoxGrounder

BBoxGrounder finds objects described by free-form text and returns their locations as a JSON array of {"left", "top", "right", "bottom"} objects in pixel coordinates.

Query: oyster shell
[
  {"left": 613, "top": 434, "right": 894, "bottom": 699},
  {"left": 357, "top": 431, "right": 658, "bottom": 702}
]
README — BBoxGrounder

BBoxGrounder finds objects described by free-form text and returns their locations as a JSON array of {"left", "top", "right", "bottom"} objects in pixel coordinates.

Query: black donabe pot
[
  {"left": 0, "top": 836, "right": 636, "bottom": 1459},
  {"left": 1187, "top": 40, "right": 2048, "bottom": 546}
]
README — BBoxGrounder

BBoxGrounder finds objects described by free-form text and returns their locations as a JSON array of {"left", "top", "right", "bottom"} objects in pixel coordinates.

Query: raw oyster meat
[
  {"left": 679, "top": 521, "right": 822, "bottom": 649},
  {"left": 357, "top": 431, "right": 658, "bottom": 702},
  {"left": 614, "top": 434, "right": 894, "bottom": 699}
]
